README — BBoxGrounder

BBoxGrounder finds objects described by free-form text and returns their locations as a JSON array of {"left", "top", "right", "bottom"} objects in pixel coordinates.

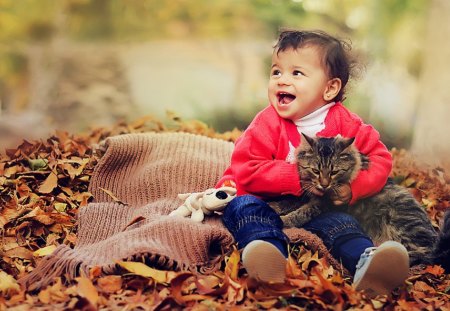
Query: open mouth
[{"left": 277, "top": 92, "right": 296, "bottom": 105}]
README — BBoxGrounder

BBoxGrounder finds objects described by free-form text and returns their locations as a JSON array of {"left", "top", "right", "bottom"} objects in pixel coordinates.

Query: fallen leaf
[
  {"left": 28, "top": 158, "right": 48, "bottom": 171},
  {"left": 170, "top": 272, "right": 210, "bottom": 305},
  {"left": 76, "top": 277, "right": 99, "bottom": 308},
  {"left": 413, "top": 280, "right": 436, "bottom": 294},
  {"left": 224, "top": 248, "right": 240, "bottom": 281},
  {"left": 0, "top": 271, "right": 21, "bottom": 295},
  {"left": 424, "top": 265, "right": 445, "bottom": 276},
  {"left": 116, "top": 261, "right": 176, "bottom": 283},
  {"left": 33, "top": 245, "right": 57, "bottom": 257},
  {"left": 286, "top": 255, "right": 305, "bottom": 279},
  {"left": 97, "top": 275, "right": 122, "bottom": 293},
  {"left": 54, "top": 202, "right": 68, "bottom": 212},
  {"left": 38, "top": 171, "right": 58, "bottom": 194}
]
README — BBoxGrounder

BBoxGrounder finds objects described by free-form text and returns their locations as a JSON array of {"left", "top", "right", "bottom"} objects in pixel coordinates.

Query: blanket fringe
[
  {"left": 20, "top": 246, "right": 227, "bottom": 292},
  {"left": 19, "top": 245, "right": 83, "bottom": 291}
]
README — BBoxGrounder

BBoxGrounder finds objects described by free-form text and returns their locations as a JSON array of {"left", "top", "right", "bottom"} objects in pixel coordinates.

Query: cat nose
[{"left": 319, "top": 179, "right": 330, "bottom": 189}]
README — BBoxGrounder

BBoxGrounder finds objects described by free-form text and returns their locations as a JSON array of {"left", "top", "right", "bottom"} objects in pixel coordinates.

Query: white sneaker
[
  {"left": 353, "top": 241, "right": 409, "bottom": 296},
  {"left": 241, "top": 240, "right": 287, "bottom": 283}
]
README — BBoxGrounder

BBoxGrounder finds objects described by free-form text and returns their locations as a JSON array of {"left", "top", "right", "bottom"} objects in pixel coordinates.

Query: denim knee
[
  {"left": 302, "top": 211, "right": 370, "bottom": 249},
  {"left": 222, "top": 195, "right": 287, "bottom": 249}
]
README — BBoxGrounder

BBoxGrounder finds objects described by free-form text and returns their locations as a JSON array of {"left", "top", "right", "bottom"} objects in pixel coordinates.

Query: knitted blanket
[{"left": 21, "top": 132, "right": 342, "bottom": 290}]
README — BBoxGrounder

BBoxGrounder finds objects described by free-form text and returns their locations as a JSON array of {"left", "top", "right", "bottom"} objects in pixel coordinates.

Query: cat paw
[{"left": 281, "top": 216, "right": 295, "bottom": 228}]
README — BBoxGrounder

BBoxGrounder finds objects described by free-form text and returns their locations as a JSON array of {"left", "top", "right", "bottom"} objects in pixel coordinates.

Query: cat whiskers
[{"left": 302, "top": 183, "right": 318, "bottom": 197}]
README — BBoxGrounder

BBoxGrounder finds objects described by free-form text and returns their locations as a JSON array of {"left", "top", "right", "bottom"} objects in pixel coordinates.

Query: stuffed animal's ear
[{"left": 202, "top": 187, "right": 236, "bottom": 211}]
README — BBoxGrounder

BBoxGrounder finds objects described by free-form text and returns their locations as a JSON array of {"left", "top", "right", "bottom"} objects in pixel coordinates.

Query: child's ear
[{"left": 323, "top": 78, "right": 342, "bottom": 101}]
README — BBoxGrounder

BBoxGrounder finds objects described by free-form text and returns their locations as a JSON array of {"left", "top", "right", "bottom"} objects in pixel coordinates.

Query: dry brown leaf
[
  {"left": 97, "top": 275, "right": 122, "bottom": 294},
  {"left": 76, "top": 277, "right": 99, "bottom": 308},
  {"left": 424, "top": 265, "right": 445, "bottom": 276},
  {"left": 38, "top": 171, "right": 58, "bottom": 194}
]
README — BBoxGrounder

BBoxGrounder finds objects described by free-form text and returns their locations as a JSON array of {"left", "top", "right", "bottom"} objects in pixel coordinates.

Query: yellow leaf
[
  {"left": 38, "top": 288, "right": 51, "bottom": 304},
  {"left": 76, "top": 276, "right": 99, "bottom": 308},
  {"left": 0, "top": 271, "right": 20, "bottom": 295},
  {"left": 116, "top": 261, "right": 176, "bottom": 283},
  {"left": 371, "top": 299, "right": 385, "bottom": 309},
  {"left": 38, "top": 171, "right": 58, "bottom": 194},
  {"left": 402, "top": 177, "right": 416, "bottom": 187},
  {"left": 224, "top": 248, "right": 240, "bottom": 281},
  {"left": 54, "top": 202, "right": 68, "bottom": 212},
  {"left": 33, "top": 245, "right": 57, "bottom": 257}
]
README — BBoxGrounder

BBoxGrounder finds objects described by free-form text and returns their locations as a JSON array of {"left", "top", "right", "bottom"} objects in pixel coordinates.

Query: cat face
[{"left": 296, "top": 134, "right": 362, "bottom": 194}]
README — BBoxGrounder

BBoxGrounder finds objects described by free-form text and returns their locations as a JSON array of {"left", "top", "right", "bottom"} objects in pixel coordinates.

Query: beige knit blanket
[{"left": 21, "top": 132, "right": 342, "bottom": 290}]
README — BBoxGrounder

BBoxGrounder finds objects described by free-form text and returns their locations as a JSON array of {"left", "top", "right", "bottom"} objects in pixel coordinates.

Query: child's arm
[
  {"left": 346, "top": 122, "right": 392, "bottom": 205},
  {"left": 217, "top": 111, "right": 302, "bottom": 197}
]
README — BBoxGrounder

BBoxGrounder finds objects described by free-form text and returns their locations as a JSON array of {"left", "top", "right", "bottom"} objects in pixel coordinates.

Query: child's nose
[{"left": 277, "top": 73, "right": 292, "bottom": 86}]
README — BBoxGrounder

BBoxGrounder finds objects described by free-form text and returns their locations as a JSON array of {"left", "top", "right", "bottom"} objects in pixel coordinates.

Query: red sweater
[{"left": 216, "top": 103, "right": 392, "bottom": 205}]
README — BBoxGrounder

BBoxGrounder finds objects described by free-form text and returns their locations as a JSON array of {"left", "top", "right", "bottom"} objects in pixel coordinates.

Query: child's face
[{"left": 268, "top": 46, "right": 338, "bottom": 121}]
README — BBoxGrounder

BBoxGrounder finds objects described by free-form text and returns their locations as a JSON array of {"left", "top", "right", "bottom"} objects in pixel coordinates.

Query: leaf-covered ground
[{"left": 0, "top": 116, "right": 449, "bottom": 310}]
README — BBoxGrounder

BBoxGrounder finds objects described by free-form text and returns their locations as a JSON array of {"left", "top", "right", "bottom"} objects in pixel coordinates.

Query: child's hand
[{"left": 328, "top": 183, "right": 352, "bottom": 206}]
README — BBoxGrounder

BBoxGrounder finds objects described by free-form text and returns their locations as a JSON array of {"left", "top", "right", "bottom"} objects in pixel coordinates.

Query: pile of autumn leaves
[{"left": 0, "top": 116, "right": 449, "bottom": 310}]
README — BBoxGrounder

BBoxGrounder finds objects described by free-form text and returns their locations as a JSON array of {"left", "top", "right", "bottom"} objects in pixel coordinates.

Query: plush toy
[{"left": 169, "top": 187, "right": 237, "bottom": 222}]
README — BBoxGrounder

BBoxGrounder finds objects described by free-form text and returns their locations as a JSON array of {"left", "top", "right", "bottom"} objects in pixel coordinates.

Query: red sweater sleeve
[
  {"left": 335, "top": 110, "right": 392, "bottom": 204},
  {"left": 217, "top": 109, "right": 302, "bottom": 197}
]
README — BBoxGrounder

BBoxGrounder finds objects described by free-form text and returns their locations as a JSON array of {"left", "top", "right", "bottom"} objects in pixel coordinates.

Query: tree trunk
[{"left": 411, "top": 0, "right": 450, "bottom": 164}]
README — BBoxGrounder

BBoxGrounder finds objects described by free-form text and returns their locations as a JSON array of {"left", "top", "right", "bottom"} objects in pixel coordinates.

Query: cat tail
[{"left": 433, "top": 209, "right": 450, "bottom": 273}]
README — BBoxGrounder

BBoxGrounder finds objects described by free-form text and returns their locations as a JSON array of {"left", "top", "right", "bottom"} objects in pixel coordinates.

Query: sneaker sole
[
  {"left": 242, "top": 241, "right": 287, "bottom": 283},
  {"left": 354, "top": 241, "right": 409, "bottom": 296}
]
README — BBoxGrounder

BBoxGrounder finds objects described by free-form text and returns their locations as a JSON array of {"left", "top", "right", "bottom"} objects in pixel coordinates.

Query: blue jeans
[
  {"left": 222, "top": 195, "right": 289, "bottom": 249},
  {"left": 222, "top": 195, "right": 373, "bottom": 274}
]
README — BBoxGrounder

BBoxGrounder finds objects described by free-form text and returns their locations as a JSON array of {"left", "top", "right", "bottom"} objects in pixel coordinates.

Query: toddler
[{"left": 200, "top": 30, "right": 409, "bottom": 296}]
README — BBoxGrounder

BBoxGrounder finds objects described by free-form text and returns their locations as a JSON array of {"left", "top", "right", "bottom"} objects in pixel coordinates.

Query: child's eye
[
  {"left": 271, "top": 69, "right": 281, "bottom": 76},
  {"left": 293, "top": 70, "right": 304, "bottom": 76}
]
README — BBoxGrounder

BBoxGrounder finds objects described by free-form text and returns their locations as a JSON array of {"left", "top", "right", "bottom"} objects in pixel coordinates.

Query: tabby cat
[{"left": 268, "top": 134, "right": 442, "bottom": 266}]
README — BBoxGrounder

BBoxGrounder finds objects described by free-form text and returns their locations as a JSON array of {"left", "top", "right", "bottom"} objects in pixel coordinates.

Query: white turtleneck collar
[{"left": 293, "top": 102, "right": 335, "bottom": 137}]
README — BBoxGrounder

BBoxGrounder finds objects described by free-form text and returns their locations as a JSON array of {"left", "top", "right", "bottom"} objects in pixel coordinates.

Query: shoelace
[{"left": 355, "top": 247, "right": 377, "bottom": 270}]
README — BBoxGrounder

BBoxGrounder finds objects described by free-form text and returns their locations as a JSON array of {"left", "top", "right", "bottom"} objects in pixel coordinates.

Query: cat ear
[
  {"left": 340, "top": 137, "right": 355, "bottom": 150},
  {"left": 301, "top": 133, "right": 315, "bottom": 148}
]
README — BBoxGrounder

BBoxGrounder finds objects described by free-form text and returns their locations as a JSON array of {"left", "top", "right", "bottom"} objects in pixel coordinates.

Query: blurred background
[{"left": 0, "top": 0, "right": 449, "bottom": 161}]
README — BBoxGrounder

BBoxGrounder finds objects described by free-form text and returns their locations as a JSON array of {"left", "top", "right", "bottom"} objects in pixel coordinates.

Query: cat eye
[
  {"left": 312, "top": 168, "right": 320, "bottom": 174},
  {"left": 331, "top": 170, "right": 339, "bottom": 175}
]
